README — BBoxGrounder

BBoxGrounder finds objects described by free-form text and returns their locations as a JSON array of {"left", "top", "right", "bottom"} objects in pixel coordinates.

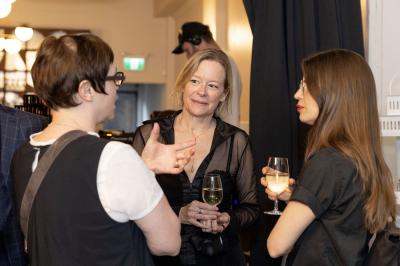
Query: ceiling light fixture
[
  {"left": 0, "top": 1, "right": 12, "bottom": 19},
  {"left": 15, "top": 26, "right": 33, "bottom": 42},
  {"left": 0, "top": 25, "right": 34, "bottom": 53},
  {"left": 4, "top": 38, "right": 22, "bottom": 54}
]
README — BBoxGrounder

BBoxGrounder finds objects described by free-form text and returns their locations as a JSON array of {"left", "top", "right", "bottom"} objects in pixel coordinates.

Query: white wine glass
[
  {"left": 202, "top": 173, "right": 223, "bottom": 206},
  {"left": 264, "top": 157, "right": 289, "bottom": 215}
]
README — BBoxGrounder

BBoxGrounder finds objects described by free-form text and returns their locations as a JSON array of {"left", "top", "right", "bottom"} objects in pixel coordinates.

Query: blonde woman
[
  {"left": 133, "top": 49, "right": 259, "bottom": 266},
  {"left": 264, "top": 49, "right": 396, "bottom": 265}
]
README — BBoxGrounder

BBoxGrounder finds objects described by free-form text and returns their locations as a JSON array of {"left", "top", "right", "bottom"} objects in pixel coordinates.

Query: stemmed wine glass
[
  {"left": 202, "top": 173, "right": 223, "bottom": 206},
  {"left": 263, "top": 157, "right": 289, "bottom": 215}
]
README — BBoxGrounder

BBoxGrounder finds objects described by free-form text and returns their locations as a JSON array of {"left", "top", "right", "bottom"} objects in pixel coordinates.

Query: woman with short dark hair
[{"left": 12, "top": 34, "right": 195, "bottom": 266}]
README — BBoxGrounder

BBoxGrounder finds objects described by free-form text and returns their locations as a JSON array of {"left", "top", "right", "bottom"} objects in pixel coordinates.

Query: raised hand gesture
[{"left": 142, "top": 123, "right": 195, "bottom": 174}]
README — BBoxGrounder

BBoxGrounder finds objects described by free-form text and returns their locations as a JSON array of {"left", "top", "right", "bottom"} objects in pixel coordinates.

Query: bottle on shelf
[{"left": 14, "top": 93, "right": 51, "bottom": 119}]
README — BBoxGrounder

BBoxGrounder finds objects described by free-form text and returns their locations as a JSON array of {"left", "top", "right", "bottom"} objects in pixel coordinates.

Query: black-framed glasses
[{"left": 106, "top": 71, "right": 125, "bottom": 86}]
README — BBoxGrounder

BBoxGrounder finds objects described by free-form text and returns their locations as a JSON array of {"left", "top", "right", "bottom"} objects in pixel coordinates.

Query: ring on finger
[
  {"left": 198, "top": 208, "right": 203, "bottom": 214},
  {"left": 174, "top": 160, "right": 179, "bottom": 167}
]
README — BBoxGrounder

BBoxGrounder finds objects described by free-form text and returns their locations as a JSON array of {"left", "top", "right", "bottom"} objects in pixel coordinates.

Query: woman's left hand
[{"left": 202, "top": 212, "right": 230, "bottom": 233}]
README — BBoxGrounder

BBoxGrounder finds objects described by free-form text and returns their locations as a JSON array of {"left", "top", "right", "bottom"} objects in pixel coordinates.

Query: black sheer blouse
[{"left": 132, "top": 111, "right": 260, "bottom": 265}]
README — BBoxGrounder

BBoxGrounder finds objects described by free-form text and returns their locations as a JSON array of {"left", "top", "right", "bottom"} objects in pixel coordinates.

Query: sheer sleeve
[
  {"left": 132, "top": 123, "right": 154, "bottom": 155},
  {"left": 132, "top": 123, "right": 184, "bottom": 216},
  {"left": 231, "top": 132, "right": 260, "bottom": 227}
]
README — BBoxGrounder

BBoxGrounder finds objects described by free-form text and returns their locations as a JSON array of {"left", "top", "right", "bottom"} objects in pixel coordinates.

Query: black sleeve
[
  {"left": 232, "top": 132, "right": 260, "bottom": 227},
  {"left": 290, "top": 149, "right": 356, "bottom": 218},
  {"left": 131, "top": 123, "right": 154, "bottom": 155}
]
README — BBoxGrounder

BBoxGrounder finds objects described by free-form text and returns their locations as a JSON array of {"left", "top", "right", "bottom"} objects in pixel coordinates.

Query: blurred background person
[
  {"left": 172, "top": 21, "right": 242, "bottom": 128},
  {"left": 0, "top": 104, "right": 47, "bottom": 266},
  {"left": 11, "top": 34, "right": 195, "bottom": 266},
  {"left": 133, "top": 48, "right": 259, "bottom": 266},
  {"left": 264, "top": 49, "right": 396, "bottom": 265}
]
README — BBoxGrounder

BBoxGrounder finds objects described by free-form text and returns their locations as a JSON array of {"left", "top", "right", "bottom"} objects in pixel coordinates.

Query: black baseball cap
[{"left": 172, "top": 22, "right": 213, "bottom": 54}]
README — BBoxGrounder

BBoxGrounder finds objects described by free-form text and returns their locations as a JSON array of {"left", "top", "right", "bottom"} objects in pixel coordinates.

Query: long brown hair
[{"left": 302, "top": 49, "right": 395, "bottom": 233}]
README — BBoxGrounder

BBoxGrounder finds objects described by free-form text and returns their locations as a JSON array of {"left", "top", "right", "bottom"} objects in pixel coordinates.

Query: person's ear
[
  {"left": 220, "top": 92, "right": 227, "bottom": 102},
  {"left": 77, "top": 80, "right": 93, "bottom": 102}
]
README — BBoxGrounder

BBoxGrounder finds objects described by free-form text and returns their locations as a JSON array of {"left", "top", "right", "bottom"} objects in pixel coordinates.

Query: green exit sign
[{"left": 123, "top": 57, "right": 145, "bottom": 71}]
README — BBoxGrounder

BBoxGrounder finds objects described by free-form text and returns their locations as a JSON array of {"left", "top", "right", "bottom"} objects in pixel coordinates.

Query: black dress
[
  {"left": 133, "top": 111, "right": 260, "bottom": 266},
  {"left": 287, "top": 148, "right": 369, "bottom": 266}
]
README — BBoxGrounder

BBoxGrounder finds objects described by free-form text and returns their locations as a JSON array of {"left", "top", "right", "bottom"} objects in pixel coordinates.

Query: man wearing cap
[{"left": 172, "top": 21, "right": 242, "bottom": 127}]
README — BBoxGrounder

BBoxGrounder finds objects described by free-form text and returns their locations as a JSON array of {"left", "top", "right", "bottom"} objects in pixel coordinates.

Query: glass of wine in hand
[
  {"left": 202, "top": 173, "right": 223, "bottom": 206},
  {"left": 264, "top": 157, "right": 289, "bottom": 215}
]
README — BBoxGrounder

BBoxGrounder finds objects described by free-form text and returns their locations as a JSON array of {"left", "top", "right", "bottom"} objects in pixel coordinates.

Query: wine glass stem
[{"left": 274, "top": 199, "right": 279, "bottom": 211}]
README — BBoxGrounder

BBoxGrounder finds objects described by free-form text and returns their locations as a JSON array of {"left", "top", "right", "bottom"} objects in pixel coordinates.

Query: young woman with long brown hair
[{"left": 263, "top": 49, "right": 396, "bottom": 265}]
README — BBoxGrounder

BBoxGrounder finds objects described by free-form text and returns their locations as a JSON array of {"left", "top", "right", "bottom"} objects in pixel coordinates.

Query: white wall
[
  {"left": 164, "top": 0, "right": 252, "bottom": 131},
  {"left": 368, "top": 0, "right": 400, "bottom": 178},
  {"left": 1, "top": 0, "right": 170, "bottom": 84},
  {"left": 1, "top": 0, "right": 252, "bottom": 123}
]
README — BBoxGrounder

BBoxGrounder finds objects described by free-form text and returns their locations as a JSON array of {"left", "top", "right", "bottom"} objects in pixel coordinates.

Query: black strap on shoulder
[{"left": 20, "top": 130, "right": 87, "bottom": 250}]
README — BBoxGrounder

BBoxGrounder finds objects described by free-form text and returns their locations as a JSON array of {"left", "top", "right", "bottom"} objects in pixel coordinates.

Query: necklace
[
  {"left": 189, "top": 129, "right": 212, "bottom": 173},
  {"left": 50, "top": 121, "right": 92, "bottom": 132},
  {"left": 177, "top": 116, "right": 215, "bottom": 174},
  {"left": 51, "top": 122, "right": 80, "bottom": 128},
  {"left": 50, "top": 121, "right": 81, "bottom": 129}
]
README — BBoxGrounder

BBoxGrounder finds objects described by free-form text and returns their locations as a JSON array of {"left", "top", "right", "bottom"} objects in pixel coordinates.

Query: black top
[
  {"left": 133, "top": 111, "right": 260, "bottom": 265},
  {"left": 12, "top": 135, "right": 152, "bottom": 266},
  {"left": 287, "top": 148, "right": 369, "bottom": 266}
]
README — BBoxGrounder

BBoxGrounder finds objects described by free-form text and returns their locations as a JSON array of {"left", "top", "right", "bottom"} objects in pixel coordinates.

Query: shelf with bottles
[{"left": 13, "top": 93, "right": 50, "bottom": 119}]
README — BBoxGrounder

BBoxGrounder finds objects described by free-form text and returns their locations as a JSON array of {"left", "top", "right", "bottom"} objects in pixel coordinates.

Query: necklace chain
[
  {"left": 177, "top": 115, "right": 214, "bottom": 174},
  {"left": 51, "top": 122, "right": 77, "bottom": 127},
  {"left": 51, "top": 122, "right": 81, "bottom": 128}
]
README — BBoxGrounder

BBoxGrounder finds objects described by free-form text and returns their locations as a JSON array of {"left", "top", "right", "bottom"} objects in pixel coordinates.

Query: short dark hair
[{"left": 31, "top": 34, "right": 114, "bottom": 109}]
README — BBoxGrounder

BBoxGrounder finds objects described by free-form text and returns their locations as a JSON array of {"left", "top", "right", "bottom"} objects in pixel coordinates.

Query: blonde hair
[
  {"left": 302, "top": 49, "right": 396, "bottom": 233},
  {"left": 173, "top": 48, "right": 232, "bottom": 114}
]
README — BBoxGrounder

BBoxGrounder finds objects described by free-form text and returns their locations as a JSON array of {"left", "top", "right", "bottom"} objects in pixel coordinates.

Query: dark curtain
[{"left": 243, "top": 0, "right": 364, "bottom": 265}]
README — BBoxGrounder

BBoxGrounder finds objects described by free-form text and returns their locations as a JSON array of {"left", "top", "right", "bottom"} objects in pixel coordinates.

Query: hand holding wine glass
[
  {"left": 202, "top": 173, "right": 229, "bottom": 232},
  {"left": 262, "top": 157, "right": 290, "bottom": 215},
  {"left": 202, "top": 173, "right": 223, "bottom": 206},
  {"left": 261, "top": 170, "right": 295, "bottom": 202}
]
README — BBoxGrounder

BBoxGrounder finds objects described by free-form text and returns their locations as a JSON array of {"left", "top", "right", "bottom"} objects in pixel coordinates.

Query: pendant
[
  {"left": 190, "top": 163, "right": 195, "bottom": 173},
  {"left": 189, "top": 157, "right": 195, "bottom": 173}
]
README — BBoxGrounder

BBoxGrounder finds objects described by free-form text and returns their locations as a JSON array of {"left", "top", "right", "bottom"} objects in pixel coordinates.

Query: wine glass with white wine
[
  {"left": 202, "top": 173, "right": 223, "bottom": 206},
  {"left": 263, "top": 157, "right": 289, "bottom": 215}
]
